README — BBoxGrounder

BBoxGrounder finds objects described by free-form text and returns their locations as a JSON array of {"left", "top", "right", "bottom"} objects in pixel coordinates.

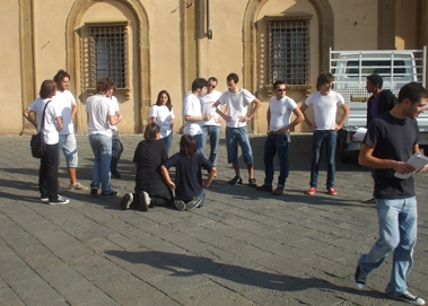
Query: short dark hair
[
  {"left": 208, "top": 77, "right": 218, "bottom": 83},
  {"left": 398, "top": 82, "right": 428, "bottom": 104},
  {"left": 316, "top": 72, "right": 334, "bottom": 88},
  {"left": 39, "top": 80, "right": 56, "bottom": 99},
  {"left": 53, "top": 69, "right": 70, "bottom": 84},
  {"left": 367, "top": 74, "right": 383, "bottom": 89},
  {"left": 226, "top": 73, "right": 239, "bottom": 83},
  {"left": 156, "top": 90, "right": 172, "bottom": 112},
  {"left": 96, "top": 78, "right": 116, "bottom": 94},
  {"left": 144, "top": 122, "right": 160, "bottom": 140},
  {"left": 179, "top": 134, "right": 197, "bottom": 157},
  {"left": 191, "top": 78, "right": 210, "bottom": 92},
  {"left": 273, "top": 80, "right": 286, "bottom": 89}
]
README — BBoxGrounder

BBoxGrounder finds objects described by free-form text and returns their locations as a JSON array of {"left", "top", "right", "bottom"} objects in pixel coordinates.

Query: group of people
[{"left": 24, "top": 69, "right": 428, "bottom": 305}]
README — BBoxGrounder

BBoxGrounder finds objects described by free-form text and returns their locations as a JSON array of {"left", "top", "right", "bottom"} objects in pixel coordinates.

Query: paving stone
[{"left": 1, "top": 134, "right": 428, "bottom": 305}]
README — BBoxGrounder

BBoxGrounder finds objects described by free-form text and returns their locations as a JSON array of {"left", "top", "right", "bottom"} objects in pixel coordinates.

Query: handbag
[{"left": 30, "top": 101, "right": 51, "bottom": 158}]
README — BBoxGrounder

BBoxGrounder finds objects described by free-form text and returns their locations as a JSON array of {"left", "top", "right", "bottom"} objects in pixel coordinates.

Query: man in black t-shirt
[{"left": 354, "top": 82, "right": 428, "bottom": 306}]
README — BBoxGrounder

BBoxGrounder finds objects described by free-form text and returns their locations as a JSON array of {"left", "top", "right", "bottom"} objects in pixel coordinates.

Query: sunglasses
[
  {"left": 209, "top": 84, "right": 216, "bottom": 88},
  {"left": 277, "top": 88, "right": 286, "bottom": 92}
]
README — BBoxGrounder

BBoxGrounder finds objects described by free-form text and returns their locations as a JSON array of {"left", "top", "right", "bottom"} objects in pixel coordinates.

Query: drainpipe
[{"left": 206, "top": 0, "right": 212, "bottom": 39}]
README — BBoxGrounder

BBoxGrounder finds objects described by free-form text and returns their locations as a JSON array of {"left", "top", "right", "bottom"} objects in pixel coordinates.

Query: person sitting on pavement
[
  {"left": 160, "top": 134, "right": 216, "bottom": 211},
  {"left": 119, "top": 123, "right": 173, "bottom": 211}
]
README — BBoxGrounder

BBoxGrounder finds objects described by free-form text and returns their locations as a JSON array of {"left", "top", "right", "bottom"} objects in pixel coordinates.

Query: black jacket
[{"left": 366, "top": 89, "right": 397, "bottom": 127}]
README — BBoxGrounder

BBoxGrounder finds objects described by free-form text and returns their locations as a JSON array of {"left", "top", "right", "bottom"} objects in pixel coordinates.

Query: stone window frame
[{"left": 81, "top": 21, "right": 130, "bottom": 94}]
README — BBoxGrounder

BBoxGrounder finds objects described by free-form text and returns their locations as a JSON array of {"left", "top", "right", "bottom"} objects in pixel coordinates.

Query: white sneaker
[{"left": 49, "top": 196, "right": 69, "bottom": 205}]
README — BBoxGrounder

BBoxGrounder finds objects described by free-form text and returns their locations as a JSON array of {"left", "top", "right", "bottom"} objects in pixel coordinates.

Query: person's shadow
[{"left": 104, "top": 250, "right": 387, "bottom": 301}]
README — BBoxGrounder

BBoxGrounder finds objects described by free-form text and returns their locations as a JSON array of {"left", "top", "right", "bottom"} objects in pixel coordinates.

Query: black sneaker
[
  {"left": 49, "top": 196, "right": 69, "bottom": 205},
  {"left": 40, "top": 194, "right": 49, "bottom": 202},
  {"left": 227, "top": 176, "right": 242, "bottom": 185},
  {"left": 112, "top": 171, "right": 121, "bottom": 179},
  {"left": 354, "top": 264, "right": 366, "bottom": 290},
  {"left": 139, "top": 191, "right": 150, "bottom": 211},
  {"left": 386, "top": 291, "right": 426, "bottom": 305},
  {"left": 185, "top": 197, "right": 201, "bottom": 210},
  {"left": 119, "top": 193, "right": 133, "bottom": 210},
  {"left": 101, "top": 191, "right": 119, "bottom": 198},
  {"left": 90, "top": 188, "right": 98, "bottom": 196}
]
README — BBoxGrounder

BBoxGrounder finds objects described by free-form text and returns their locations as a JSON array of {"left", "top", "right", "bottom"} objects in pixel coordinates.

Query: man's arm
[
  {"left": 358, "top": 143, "right": 415, "bottom": 174},
  {"left": 185, "top": 114, "right": 211, "bottom": 122},
  {"left": 160, "top": 165, "right": 175, "bottom": 189},
  {"left": 55, "top": 116, "right": 63, "bottom": 132},
  {"left": 70, "top": 104, "right": 78, "bottom": 121},
  {"left": 23, "top": 108, "right": 38, "bottom": 129},
  {"left": 299, "top": 103, "right": 314, "bottom": 129},
  {"left": 241, "top": 98, "right": 262, "bottom": 122},
  {"left": 266, "top": 106, "right": 271, "bottom": 132},
  {"left": 336, "top": 103, "right": 350, "bottom": 130},
  {"left": 108, "top": 114, "right": 123, "bottom": 126},
  {"left": 213, "top": 100, "right": 231, "bottom": 122},
  {"left": 202, "top": 167, "right": 217, "bottom": 189},
  {"left": 275, "top": 107, "right": 304, "bottom": 134}
]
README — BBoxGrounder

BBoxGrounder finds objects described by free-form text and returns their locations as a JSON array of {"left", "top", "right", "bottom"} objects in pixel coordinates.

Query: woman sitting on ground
[
  {"left": 119, "top": 123, "right": 173, "bottom": 211},
  {"left": 161, "top": 134, "right": 217, "bottom": 211}
]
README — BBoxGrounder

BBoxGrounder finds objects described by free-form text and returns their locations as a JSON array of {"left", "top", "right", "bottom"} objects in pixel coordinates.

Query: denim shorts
[
  {"left": 225, "top": 127, "right": 254, "bottom": 164},
  {"left": 58, "top": 133, "right": 78, "bottom": 168}
]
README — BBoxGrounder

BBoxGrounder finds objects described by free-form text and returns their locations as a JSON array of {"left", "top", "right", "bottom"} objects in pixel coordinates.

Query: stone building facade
[{"left": 1, "top": 0, "right": 427, "bottom": 135}]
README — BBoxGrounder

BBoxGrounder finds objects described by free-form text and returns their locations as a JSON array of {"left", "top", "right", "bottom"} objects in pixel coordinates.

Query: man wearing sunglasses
[{"left": 256, "top": 80, "right": 304, "bottom": 195}]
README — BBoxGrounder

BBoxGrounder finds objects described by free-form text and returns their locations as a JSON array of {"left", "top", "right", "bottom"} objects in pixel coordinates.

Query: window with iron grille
[
  {"left": 268, "top": 19, "right": 309, "bottom": 85},
  {"left": 82, "top": 25, "right": 128, "bottom": 89}
]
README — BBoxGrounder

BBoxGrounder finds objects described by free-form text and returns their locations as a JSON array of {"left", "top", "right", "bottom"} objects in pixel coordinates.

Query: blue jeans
[
  {"left": 194, "top": 134, "right": 203, "bottom": 155},
  {"left": 263, "top": 133, "right": 290, "bottom": 188},
  {"left": 225, "top": 127, "right": 254, "bottom": 164},
  {"left": 161, "top": 132, "right": 173, "bottom": 155},
  {"left": 358, "top": 197, "right": 417, "bottom": 295},
  {"left": 202, "top": 125, "right": 220, "bottom": 166},
  {"left": 310, "top": 130, "right": 336, "bottom": 189},
  {"left": 89, "top": 134, "right": 113, "bottom": 193}
]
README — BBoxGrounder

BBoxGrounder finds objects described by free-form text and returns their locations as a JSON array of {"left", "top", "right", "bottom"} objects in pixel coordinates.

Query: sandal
[{"left": 248, "top": 178, "right": 257, "bottom": 187}]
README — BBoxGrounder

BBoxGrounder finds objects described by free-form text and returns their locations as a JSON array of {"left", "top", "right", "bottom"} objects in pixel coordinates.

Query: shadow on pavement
[{"left": 104, "top": 250, "right": 387, "bottom": 300}]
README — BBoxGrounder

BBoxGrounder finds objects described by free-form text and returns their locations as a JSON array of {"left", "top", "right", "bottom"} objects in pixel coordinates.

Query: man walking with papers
[{"left": 354, "top": 82, "right": 428, "bottom": 305}]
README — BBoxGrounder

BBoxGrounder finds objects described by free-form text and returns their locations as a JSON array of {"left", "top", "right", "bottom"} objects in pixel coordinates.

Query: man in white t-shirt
[
  {"left": 107, "top": 94, "right": 124, "bottom": 178},
  {"left": 53, "top": 70, "right": 88, "bottom": 191},
  {"left": 183, "top": 78, "right": 212, "bottom": 154},
  {"left": 256, "top": 80, "right": 304, "bottom": 195},
  {"left": 201, "top": 77, "right": 223, "bottom": 167},
  {"left": 212, "top": 73, "right": 262, "bottom": 186},
  {"left": 300, "top": 72, "right": 350, "bottom": 195},
  {"left": 86, "top": 78, "right": 123, "bottom": 198}
]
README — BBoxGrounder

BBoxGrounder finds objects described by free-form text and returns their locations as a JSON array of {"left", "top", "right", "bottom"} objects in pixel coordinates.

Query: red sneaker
[
  {"left": 327, "top": 188, "right": 337, "bottom": 195},
  {"left": 306, "top": 187, "right": 316, "bottom": 195}
]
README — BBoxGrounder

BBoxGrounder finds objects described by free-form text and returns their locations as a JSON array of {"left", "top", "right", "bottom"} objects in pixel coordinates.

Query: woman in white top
[
  {"left": 23, "top": 80, "right": 69, "bottom": 205},
  {"left": 149, "top": 90, "right": 175, "bottom": 154}
]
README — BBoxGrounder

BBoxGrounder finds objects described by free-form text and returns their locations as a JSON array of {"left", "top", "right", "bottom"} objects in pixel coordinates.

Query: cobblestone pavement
[{"left": 0, "top": 134, "right": 427, "bottom": 306}]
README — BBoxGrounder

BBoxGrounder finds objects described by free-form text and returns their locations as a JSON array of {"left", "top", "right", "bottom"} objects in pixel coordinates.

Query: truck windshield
[{"left": 346, "top": 60, "right": 406, "bottom": 77}]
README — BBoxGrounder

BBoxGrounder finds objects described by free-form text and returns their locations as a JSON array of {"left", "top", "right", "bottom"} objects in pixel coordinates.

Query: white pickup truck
[{"left": 329, "top": 47, "right": 428, "bottom": 161}]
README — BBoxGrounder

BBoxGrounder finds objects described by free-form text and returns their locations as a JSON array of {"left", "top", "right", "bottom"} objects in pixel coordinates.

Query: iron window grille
[
  {"left": 83, "top": 25, "right": 128, "bottom": 90},
  {"left": 268, "top": 19, "right": 310, "bottom": 86}
]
